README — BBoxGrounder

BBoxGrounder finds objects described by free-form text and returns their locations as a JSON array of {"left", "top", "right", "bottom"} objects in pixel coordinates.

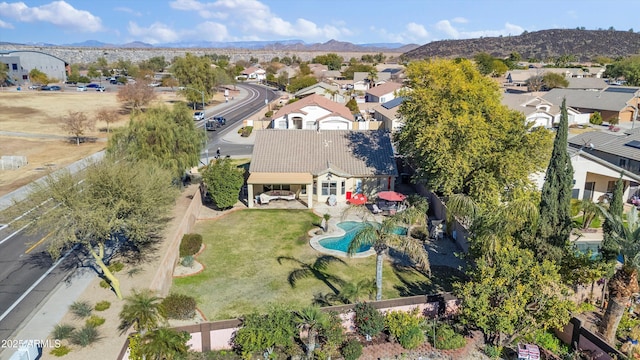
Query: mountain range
[
  {"left": 4, "top": 39, "right": 419, "bottom": 53},
  {"left": 404, "top": 29, "right": 640, "bottom": 61}
]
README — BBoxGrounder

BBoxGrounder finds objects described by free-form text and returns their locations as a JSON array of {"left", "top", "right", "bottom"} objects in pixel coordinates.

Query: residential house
[
  {"left": 365, "top": 82, "right": 402, "bottom": 103},
  {"left": 353, "top": 71, "right": 391, "bottom": 91},
  {"left": 501, "top": 93, "right": 588, "bottom": 128},
  {"left": 247, "top": 130, "right": 398, "bottom": 208},
  {"left": 542, "top": 87, "right": 640, "bottom": 123},
  {"left": 270, "top": 94, "right": 354, "bottom": 130},
  {"left": 379, "top": 67, "right": 405, "bottom": 81},
  {"left": 568, "top": 129, "right": 640, "bottom": 177},
  {"left": 505, "top": 67, "right": 606, "bottom": 87},
  {"left": 239, "top": 66, "right": 266, "bottom": 81},
  {"left": 373, "top": 97, "right": 404, "bottom": 132},
  {"left": 567, "top": 77, "right": 608, "bottom": 91},
  {"left": 294, "top": 82, "right": 345, "bottom": 103}
]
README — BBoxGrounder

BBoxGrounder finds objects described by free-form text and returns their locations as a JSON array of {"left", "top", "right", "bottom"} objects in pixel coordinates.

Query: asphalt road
[{"left": 198, "top": 83, "right": 279, "bottom": 160}]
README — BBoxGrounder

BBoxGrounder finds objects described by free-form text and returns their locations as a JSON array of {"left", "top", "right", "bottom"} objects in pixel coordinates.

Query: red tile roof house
[
  {"left": 271, "top": 94, "right": 355, "bottom": 130},
  {"left": 247, "top": 130, "right": 399, "bottom": 208},
  {"left": 365, "top": 82, "right": 403, "bottom": 103}
]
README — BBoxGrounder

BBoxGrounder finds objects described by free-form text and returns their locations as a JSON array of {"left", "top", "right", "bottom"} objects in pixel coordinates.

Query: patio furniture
[
  {"left": 372, "top": 204, "right": 382, "bottom": 214},
  {"left": 327, "top": 194, "right": 337, "bottom": 206},
  {"left": 259, "top": 190, "right": 296, "bottom": 204},
  {"left": 347, "top": 193, "right": 367, "bottom": 205}
]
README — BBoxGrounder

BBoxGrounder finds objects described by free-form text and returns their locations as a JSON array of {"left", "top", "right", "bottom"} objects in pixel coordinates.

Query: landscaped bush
[
  {"left": 51, "top": 324, "right": 75, "bottom": 340},
  {"left": 428, "top": 323, "right": 465, "bottom": 350},
  {"left": 200, "top": 349, "right": 243, "bottom": 359},
  {"left": 70, "top": 325, "right": 100, "bottom": 347},
  {"left": 527, "top": 330, "right": 569, "bottom": 356},
  {"left": 162, "top": 293, "right": 197, "bottom": 319},
  {"left": 94, "top": 300, "right": 111, "bottom": 311},
  {"left": 50, "top": 345, "right": 71, "bottom": 357},
  {"left": 240, "top": 126, "right": 253, "bottom": 137},
  {"left": 483, "top": 344, "right": 503, "bottom": 359},
  {"left": 86, "top": 315, "right": 106, "bottom": 327},
  {"left": 589, "top": 111, "right": 603, "bottom": 125},
  {"left": 181, "top": 255, "right": 195, "bottom": 268},
  {"left": 99, "top": 279, "right": 111, "bottom": 288},
  {"left": 107, "top": 261, "right": 124, "bottom": 273},
  {"left": 264, "top": 110, "right": 273, "bottom": 118},
  {"left": 69, "top": 301, "right": 93, "bottom": 318},
  {"left": 353, "top": 302, "right": 385, "bottom": 337},
  {"left": 385, "top": 308, "right": 425, "bottom": 349},
  {"left": 180, "top": 233, "right": 203, "bottom": 257},
  {"left": 340, "top": 339, "right": 362, "bottom": 360}
]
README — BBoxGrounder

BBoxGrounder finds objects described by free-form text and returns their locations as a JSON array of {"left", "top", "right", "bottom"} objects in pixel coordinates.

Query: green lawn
[{"left": 172, "top": 209, "right": 435, "bottom": 321}]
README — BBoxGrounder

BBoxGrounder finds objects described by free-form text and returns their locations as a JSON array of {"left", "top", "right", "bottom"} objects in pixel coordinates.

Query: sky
[{"left": 0, "top": 0, "right": 638, "bottom": 46}]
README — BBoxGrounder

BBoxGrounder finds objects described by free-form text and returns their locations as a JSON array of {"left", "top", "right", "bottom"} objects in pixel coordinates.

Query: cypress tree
[
  {"left": 601, "top": 175, "right": 624, "bottom": 260},
  {"left": 536, "top": 99, "right": 574, "bottom": 258}
]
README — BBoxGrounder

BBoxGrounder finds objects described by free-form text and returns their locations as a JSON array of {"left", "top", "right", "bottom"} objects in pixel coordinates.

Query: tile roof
[
  {"left": 274, "top": 94, "right": 354, "bottom": 121},
  {"left": 249, "top": 130, "right": 398, "bottom": 177},
  {"left": 293, "top": 82, "right": 338, "bottom": 97},
  {"left": 567, "top": 77, "right": 608, "bottom": 89},
  {"left": 542, "top": 88, "right": 636, "bottom": 112},
  {"left": 366, "top": 82, "right": 402, "bottom": 97},
  {"left": 568, "top": 130, "right": 640, "bottom": 161}
]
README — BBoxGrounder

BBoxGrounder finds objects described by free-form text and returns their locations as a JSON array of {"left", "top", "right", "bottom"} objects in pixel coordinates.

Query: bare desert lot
[{"left": 0, "top": 87, "right": 182, "bottom": 197}]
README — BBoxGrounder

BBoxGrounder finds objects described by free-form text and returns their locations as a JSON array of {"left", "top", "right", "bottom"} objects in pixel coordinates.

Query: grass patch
[
  {"left": 172, "top": 209, "right": 432, "bottom": 320},
  {"left": 572, "top": 215, "right": 602, "bottom": 229}
]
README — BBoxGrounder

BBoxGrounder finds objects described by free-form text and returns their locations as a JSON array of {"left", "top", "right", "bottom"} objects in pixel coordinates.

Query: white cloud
[
  {"left": 169, "top": 0, "right": 350, "bottom": 41},
  {"left": 406, "top": 22, "right": 429, "bottom": 38},
  {"left": 434, "top": 19, "right": 525, "bottom": 39},
  {"left": 114, "top": 6, "right": 142, "bottom": 17},
  {"left": 0, "top": 1, "right": 103, "bottom": 32},
  {"left": 127, "top": 21, "right": 180, "bottom": 44},
  {"left": 451, "top": 17, "right": 468, "bottom": 24},
  {"left": 0, "top": 18, "right": 13, "bottom": 28},
  {"left": 194, "top": 21, "right": 228, "bottom": 42}
]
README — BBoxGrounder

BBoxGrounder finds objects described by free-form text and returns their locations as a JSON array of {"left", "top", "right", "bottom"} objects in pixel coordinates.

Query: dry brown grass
[{"left": 0, "top": 88, "right": 186, "bottom": 197}]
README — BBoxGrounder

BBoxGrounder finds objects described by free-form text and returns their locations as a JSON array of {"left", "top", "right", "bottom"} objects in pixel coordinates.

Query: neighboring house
[
  {"left": 542, "top": 87, "right": 640, "bottom": 123},
  {"left": 505, "top": 67, "right": 606, "bottom": 87},
  {"left": 373, "top": 97, "right": 404, "bottom": 132},
  {"left": 501, "top": 93, "right": 588, "bottom": 128},
  {"left": 365, "top": 82, "right": 402, "bottom": 103},
  {"left": 353, "top": 71, "right": 391, "bottom": 91},
  {"left": 294, "top": 82, "right": 345, "bottom": 103},
  {"left": 271, "top": 94, "right": 354, "bottom": 130},
  {"left": 239, "top": 66, "right": 266, "bottom": 81},
  {"left": 568, "top": 129, "right": 640, "bottom": 177},
  {"left": 247, "top": 130, "right": 398, "bottom": 208},
  {"left": 567, "top": 77, "right": 608, "bottom": 90},
  {"left": 379, "top": 67, "right": 404, "bottom": 81},
  {"left": 0, "top": 50, "right": 69, "bottom": 86}
]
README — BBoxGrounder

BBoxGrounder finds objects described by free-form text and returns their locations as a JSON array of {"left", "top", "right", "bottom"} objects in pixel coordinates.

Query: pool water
[{"left": 318, "top": 221, "right": 408, "bottom": 254}]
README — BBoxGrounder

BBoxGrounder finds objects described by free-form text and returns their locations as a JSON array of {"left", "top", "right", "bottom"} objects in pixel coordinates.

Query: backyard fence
[{"left": 0, "top": 155, "right": 27, "bottom": 170}]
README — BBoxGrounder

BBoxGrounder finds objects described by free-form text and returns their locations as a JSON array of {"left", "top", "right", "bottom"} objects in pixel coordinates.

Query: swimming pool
[{"left": 317, "top": 221, "right": 408, "bottom": 255}]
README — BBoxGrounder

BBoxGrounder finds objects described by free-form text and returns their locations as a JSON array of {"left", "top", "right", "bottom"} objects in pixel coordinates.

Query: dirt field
[{"left": 0, "top": 87, "right": 196, "bottom": 197}]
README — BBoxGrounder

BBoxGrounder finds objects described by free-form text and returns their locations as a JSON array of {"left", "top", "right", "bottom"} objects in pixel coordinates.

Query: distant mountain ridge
[
  {"left": 404, "top": 29, "right": 640, "bottom": 61},
  {"left": 15, "top": 39, "right": 417, "bottom": 52}
]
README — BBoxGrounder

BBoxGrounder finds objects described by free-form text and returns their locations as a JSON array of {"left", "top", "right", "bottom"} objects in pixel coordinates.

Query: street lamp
[{"left": 180, "top": 86, "right": 205, "bottom": 112}]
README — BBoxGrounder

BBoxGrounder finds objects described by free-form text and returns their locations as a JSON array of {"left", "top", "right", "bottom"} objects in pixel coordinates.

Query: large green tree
[
  {"left": 536, "top": 99, "right": 574, "bottom": 260},
  {"left": 312, "top": 53, "right": 343, "bottom": 70},
  {"left": 456, "top": 243, "right": 575, "bottom": 346},
  {"left": 171, "top": 53, "right": 218, "bottom": 105},
  {"left": 7, "top": 160, "right": 177, "bottom": 299},
  {"left": 138, "top": 328, "right": 190, "bottom": 360},
  {"left": 201, "top": 157, "right": 244, "bottom": 209},
  {"left": 604, "top": 56, "right": 640, "bottom": 86},
  {"left": 29, "top": 68, "right": 49, "bottom": 84},
  {"left": 107, "top": 103, "right": 205, "bottom": 180},
  {"left": 542, "top": 72, "right": 569, "bottom": 89},
  {"left": 396, "top": 59, "right": 553, "bottom": 209},
  {"left": 347, "top": 216, "right": 429, "bottom": 301},
  {"left": 602, "top": 175, "right": 625, "bottom": 260}
]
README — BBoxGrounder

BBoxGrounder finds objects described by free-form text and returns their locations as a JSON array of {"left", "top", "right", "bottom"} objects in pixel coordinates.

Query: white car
[
  {"left": 76, "top": 86, "right": 87, "bottom": 92},
  {"left": 193, "top": 111, "right": 205, "bottom": 121}
]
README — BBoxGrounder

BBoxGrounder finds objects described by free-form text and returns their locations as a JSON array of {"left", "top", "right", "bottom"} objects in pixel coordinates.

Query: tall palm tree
[
  {"left": 118, "top": 289, "right": 167, "bottom": 335},
  {"left": 139, "top": 328, "right": 190, "bottom": 360},
  {"left": 347, "top": 216, "right": 429, "bottom": 301},
  {"left": 277, "top": 255, "right": 347, "bottom": 295},
  {"left": 295, "top": 306, "right": 327, "bottom": 359},
  {"left": 598, "top": 206, "right": 640, "bottom": 343}
]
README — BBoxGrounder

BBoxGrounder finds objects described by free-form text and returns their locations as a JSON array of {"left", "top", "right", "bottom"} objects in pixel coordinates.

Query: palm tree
[
  {"left": 598, "top": 206, "right": 640, "bottom": 343},
  {"left": 139, "top": 328, "right": 190, "bottom": 360},
  {"left": 347, "top": 216, "right": 429, "bottom": 301},
  {"left": 118, "top": 289, "right": 167, "bottom": 335},
  {"left": 277, "top": 255, "right": 347, "bottom": 295},
  {"left": 324, "top": 87, "right": 339, "bottom": 102},
  {"left": 367, "top": 70, "right": 378, "bottom": 88},
  {"left": 296, "top": 306, "right": 327, "bottom": 359}
]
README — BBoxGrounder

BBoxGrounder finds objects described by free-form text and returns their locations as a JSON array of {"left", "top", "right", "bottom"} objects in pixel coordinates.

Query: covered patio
[{"left": 247, "top": 172, "right": 313, "bottom": 208}]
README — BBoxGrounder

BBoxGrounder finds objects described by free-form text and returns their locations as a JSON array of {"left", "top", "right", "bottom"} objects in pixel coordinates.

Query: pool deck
[{"left": 310, "top": 203, "right": 385, "bottom": 258}]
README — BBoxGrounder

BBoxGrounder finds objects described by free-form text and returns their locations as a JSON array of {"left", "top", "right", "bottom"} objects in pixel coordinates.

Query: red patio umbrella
[{"left": 377, "top": 191, "right": 406, "bottom": 202}]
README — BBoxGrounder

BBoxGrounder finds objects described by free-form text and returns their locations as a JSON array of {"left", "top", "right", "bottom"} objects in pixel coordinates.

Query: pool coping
[{"left": 309, "top": 220, "right": 377, "bottom": 258}]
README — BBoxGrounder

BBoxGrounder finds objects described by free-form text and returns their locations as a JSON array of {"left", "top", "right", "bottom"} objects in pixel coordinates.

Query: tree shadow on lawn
[{"left": 392, "top": 264, "right": 468, "bottom": 296}]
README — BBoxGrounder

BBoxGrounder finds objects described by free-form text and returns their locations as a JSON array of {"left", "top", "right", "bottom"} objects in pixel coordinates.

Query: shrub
[
  {"left": 430, "top": 323, "right": 465, "bottom": 350},
  {"left": 50, "top": 345, "right": 71, "bottom": 357},
  {"left": 69, "top": 301, "right": 92, "bottom": 318},
  {"left": 201, "top": 349, "right": 243, "bottom": 359},
  {"left": 162, "top": 293, "right": 197, "bottom": 320},
  {"left": 353, "top": 302, "right": 385, "bottom": 337},
  {"left": 181, "top": 255, "right": 195, "bottom": 268},
  {"left": 99, "top": 279, "right": 111, "bottom": 288},
  {"left": 107, "top": 261, "right": 124, "bottom": 273},
  {"left": 180, "top": 233, "right": 203, "bottom": 257},
  {"left": 86, "top": 315, "right": 106, "bottom": 327},
  {"left": 240, "top": 126, "right": 253, "bottom": 137},
  {"left": 94, "top": 301, "right": 111, "bottom": 311},
  {"left": 529, "top": 330, "right": 568, "bottom": 355},
  {"left": 484, "top": 344, "right": 503, "bottom": 359},
  {"left": 589, "top": 111, "right": 603, "bottom": 125},
  {"left": 264, "top": 110, "right": 273, "bottom": 118},
  {"left": 340, "top": 339, "right": 362, "bottom": 360},
  {"left": 385, "top": 308, "right": 425, "bottom": 349},
  {"left": 52, "top": 324, "right": 75, "bottom": 340},
  {"left": 70, "top": 325, "right": 100, "bottom": 347}
]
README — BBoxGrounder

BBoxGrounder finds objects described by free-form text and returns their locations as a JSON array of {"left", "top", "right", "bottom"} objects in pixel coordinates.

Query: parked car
[
  {"left": 76, "top": 86, "right": 87, "bottom": 92},
  {"left": 28, "top": 85, "right": 40, "bottom": 90},
  {"left": 193, "top": 111, "right": 205, "bottom": 121},
  {"left": 40, "top": 86, "right": 51, "bottom": 91},
  {"left": 49, "top": 85, "right": 61, "bottom": 91},
  {"left": 213, "top": 116, "right": 226, "bottom": 126},
  {"left": 86, "top": 83, "right": 100, "bottom": 88},
  {"left": 96, "top": 86, "right": 106, "bottom": 92}
]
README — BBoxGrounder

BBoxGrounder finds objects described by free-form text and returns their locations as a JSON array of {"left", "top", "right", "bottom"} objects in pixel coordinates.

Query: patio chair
[{"left": 372, "top": 204, "right": 382, "bottom": 214}]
